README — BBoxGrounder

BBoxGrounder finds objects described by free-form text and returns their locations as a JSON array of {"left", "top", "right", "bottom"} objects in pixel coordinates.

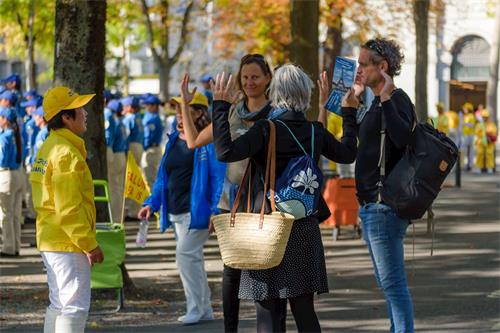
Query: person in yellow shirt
[
  {"left": 444, "top": 109, "right": 460, "bottom": 146},
  {"left": 325, "top": 113, "right": 343, "bottom": 173},
  {"left": 432, "top": 102, "right": 449, "bottom": 135},
  {"left": 473, "top": 109, "right": 497, "bottom": 174},
  {"left": 29, "top": 86, "right": 104, "bottom": 333},
  {"left": 460, "top": 102, "right": 476, "bottom": 170}
]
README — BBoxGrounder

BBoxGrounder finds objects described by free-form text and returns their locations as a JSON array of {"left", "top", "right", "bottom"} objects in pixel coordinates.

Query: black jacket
[
  {"left": 350, "top": 88, "right": 416, "bottom": 204},
  {"left": 212, "top": 100, "right": 358, "bottom": 221}
]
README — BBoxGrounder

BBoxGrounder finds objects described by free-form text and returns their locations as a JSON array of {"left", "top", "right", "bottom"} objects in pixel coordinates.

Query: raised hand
[
  {"left": 341, "top": 88, "right": 360, "bottom": 108},
  {"left": 380, "top": 70, "right": 396, "bottom": 102},
  {"left": 317, "top": 71, "right": 330, "bottom": 106},
  {"left": 210, "top": 72, "right": 237, "bottom": 103},
  {"left": 180, "top": 73, "right": 197, "bottom": 105}
]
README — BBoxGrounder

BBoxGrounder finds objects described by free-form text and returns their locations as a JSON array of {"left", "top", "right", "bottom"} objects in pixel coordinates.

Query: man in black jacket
[{"left": 343, "top": 38, "right": 416, "bottom": 333}]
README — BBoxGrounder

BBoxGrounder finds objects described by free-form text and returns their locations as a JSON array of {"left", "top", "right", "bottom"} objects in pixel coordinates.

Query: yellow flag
[{"left": 124, "top": 153, "right": 151, "bottom": 204}]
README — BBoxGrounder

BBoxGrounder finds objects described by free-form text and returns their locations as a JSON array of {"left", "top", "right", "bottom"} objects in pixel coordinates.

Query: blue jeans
[{"left": 359, "top": 203, "right": 414, "bottom": 333}]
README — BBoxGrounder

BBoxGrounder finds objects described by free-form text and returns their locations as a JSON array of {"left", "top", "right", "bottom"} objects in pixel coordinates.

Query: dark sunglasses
[{"left": 364, "top": 40, "right": 386, "bottom": 59}]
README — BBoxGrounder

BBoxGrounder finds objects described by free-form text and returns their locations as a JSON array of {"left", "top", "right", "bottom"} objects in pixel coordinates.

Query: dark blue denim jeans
[{"left": 359, "top": 203, "right": 414, "bottom": 333}]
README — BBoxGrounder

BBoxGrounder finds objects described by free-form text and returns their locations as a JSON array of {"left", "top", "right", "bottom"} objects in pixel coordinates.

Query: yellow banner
[{"left": 124, "top": 153, "right": 151, "bottom": 204}]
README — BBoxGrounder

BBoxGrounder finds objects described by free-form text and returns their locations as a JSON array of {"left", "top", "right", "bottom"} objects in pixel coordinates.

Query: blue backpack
[{"left": 268, "top": 120, "right": 324, "bottom": 219}]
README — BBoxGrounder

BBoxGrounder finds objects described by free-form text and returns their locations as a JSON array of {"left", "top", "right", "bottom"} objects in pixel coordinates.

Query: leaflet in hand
[{"left": 324, "top": 57, "right": 357, "bottom": 116}]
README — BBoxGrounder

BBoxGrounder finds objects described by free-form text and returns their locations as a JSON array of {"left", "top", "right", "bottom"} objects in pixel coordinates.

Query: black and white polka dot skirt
[{"left": 238, "top": 217, "right": 329, "bottom": 301}]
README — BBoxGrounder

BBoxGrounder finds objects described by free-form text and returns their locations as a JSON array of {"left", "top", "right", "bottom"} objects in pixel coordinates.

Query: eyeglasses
[{"left": 364, "top": 40, "right": 386, "bottom": 59}]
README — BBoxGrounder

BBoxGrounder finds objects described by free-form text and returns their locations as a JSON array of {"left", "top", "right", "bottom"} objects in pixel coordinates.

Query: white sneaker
[
  {"left": 177, "top": 309, "right": 214, "bottom": 325},
  {"left": 177, "top": 314, "right": 199, "bottom": 325},
  {"left": 487, "top": 169, "right": 494, "bottom": 174}
]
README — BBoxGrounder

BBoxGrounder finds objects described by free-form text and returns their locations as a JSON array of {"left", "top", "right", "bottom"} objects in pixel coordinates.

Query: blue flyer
[{"left": 324, "top": 56, "right": 357, "bottom": 115}]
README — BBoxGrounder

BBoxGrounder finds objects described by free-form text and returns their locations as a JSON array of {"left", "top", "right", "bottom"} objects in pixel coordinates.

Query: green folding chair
[{"left": 91, "top": 179, "right": 126, "bottom": 313}]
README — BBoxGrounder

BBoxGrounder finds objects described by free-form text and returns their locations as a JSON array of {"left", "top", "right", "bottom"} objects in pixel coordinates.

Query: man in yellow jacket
[
  {"left": 30, "top": 86, "right": 104, "bottom": 333},
  {"left": 474, "top": 109, "right": 498, "bottom": 174},
  {"left": 432, "top": 102, "right": 449, "bottom": 134},
  {"left": 460, "top": 102, "right": 476, "bottom": 170}
]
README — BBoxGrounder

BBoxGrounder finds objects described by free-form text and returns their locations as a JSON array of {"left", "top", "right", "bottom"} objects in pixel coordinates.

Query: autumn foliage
[{"left": 212, "top": 0, "right": 290, "bottom": 64}]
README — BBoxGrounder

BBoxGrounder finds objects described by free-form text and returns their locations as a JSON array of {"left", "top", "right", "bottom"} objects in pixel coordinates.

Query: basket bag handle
[{"left": 230, "top": 120, "right": 277, "bottom": 228}]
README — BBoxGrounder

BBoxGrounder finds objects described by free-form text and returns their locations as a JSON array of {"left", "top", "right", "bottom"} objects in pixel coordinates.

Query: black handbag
[{"left": 378, "top": 108, "right": 459, "bottom": 220}]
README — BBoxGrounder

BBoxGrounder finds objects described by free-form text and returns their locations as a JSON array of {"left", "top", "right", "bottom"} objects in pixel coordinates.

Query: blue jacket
[
  {"left": 113, "top": 116, "right": 128, "bottom": 153},
  {"left": 22, "top": 117, "right": 39, "bottom": 164},
  {"left": 32, "top": 125, "right": 48, "bottom": 163},
  {"left": 0, "top": 128, "right": 20, "bottom": 169},
  {"left": 104, "top": 108, "right": 116, "bottom": 148},
  {"left": 123, "top": 113, "right": 144, "bottom": 145},
  {"left": 142, "top": 111, "right": 164, "bottom": 149},
  {"left": 143, "top": 131, "right": 226, "bottom": 232}
]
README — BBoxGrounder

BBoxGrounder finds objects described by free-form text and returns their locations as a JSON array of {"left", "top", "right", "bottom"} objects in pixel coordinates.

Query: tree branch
[
  {"left": 15, "top": 11, "right": 28, "bottom": 41},
  {"left": 168, "top": 0, "right": 194, "bottom": 66},
  {"left": 139, "top": 0, "right": 161, "bottom": 63}
]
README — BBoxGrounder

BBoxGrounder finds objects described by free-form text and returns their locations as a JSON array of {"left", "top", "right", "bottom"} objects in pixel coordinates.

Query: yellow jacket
[
  {"left": 30, "top": 128, "right": 97, "bottom": 253},
  {"left": 326, "top": 113, "right": 343, "bottom": 170},
  {"left": 432, "top": 114, "right": 449, "bottom": 134},
  {"left": 475, "top": 121, "right": 498, "bottom": 146},
  {"left": 445, "top": 111, "right": 459, "bottom": 130},
  {"left": 462, "top": 113, "right": 476, "bottom": 136}
]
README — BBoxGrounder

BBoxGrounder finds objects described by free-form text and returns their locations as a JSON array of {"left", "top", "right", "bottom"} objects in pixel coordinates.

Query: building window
[{"left": 451, "top": 35, "right": 490, "bottom": 82}]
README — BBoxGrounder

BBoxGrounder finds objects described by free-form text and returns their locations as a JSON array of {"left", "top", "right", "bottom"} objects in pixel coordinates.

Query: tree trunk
[
  {"left": 435, "top": 0, "right": 447, "bottom": 110},
  {"left": 121, "top": 40, "right": 129, "bottom": 96},
  {"left": 487, "top": 0, "right": 499, "bottom": 124},
  {"left": 323, "top": 15, "right": 343, "bottom": 75},
  {"left": 158, "top": 61, "right": 170, "bottom": 101},
  {"left": 413, "top": 0, "right": 430, "bottom": 122},
  {"left": 25, "top": 0, "right": 36, "bottom": 91},
  {"left": 54, "top": 0, "right": 107, "bottom": 211},
  {"left": 54, "top": 0, "right": 136, "bottom": 291},
  {"left": 290, "top": 0, "right": 319, "bottom": 121}
]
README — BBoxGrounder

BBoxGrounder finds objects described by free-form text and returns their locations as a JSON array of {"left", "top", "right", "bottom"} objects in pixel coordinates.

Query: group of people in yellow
[{"left": 434, "top": 102, "right": 497, "bottom": 174}]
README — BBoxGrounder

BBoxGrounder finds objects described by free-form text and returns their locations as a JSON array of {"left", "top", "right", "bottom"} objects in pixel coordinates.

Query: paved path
[{"left": 1, "top": 173, "right": 499, "bottom": 332}]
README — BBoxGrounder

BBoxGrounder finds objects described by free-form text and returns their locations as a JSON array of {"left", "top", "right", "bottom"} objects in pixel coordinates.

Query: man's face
[
  {"left": 64, "top": 107, "right": 88, "bottom": 135},
  {"left": 357, "top": 48, "right": 383, "bottom": 89},
  {"left": 33, "top": 114, "right": 45, "bottom": 127},
  {"left": 146, "top": 104, "right": 158, "bottom": 113},
  {"left": 26, "top": 106, "right": 37, "bottom": 116},
  {"left": 5, "top": 82, "right": 16, "bottom": 90}
]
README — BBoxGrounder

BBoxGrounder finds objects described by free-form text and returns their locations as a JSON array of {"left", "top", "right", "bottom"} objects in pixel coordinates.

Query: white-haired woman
[{"left": 212, "top": 64, "right": 358, "bottom": 332}]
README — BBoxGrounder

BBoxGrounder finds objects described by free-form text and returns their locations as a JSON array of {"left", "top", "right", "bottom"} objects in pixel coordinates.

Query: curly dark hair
[{"left": 362, "top": 38, "right": 405, "bottom": 77}]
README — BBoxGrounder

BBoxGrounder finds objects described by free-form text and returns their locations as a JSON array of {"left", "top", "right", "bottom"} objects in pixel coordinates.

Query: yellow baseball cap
[
  {"left": 190, "top": 92, "right": 209, "bottom": 108},
  {"left": 43, "top": 86, "right": 95, "bottom": 121},
  {"left": 169, "top": 92, "right": 208, "bottom": 108},
  {"left": 462, "top": 102, "right": 473, "bottom": 111},
  {"left": 169, "top": 96, "right": 182, "bottom": 105}
]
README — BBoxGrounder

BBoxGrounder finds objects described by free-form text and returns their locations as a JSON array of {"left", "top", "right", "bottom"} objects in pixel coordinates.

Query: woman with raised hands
[
  {"left": 179, "top": 53, "right": 272, "bottom": 333},
  {"left": 137, "top": 90, "right": 225, "bottom": 326},
  {"left": 211, "top": 65, "right": 358, "bottom": 332}
]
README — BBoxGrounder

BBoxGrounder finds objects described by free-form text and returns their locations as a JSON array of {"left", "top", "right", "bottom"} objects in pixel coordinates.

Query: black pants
[
  {"left": 255, "top": 293, "right": 321, "bottom": 333},
  {"left": 223, "top": 264, "right": 242, "bottom": 332}
]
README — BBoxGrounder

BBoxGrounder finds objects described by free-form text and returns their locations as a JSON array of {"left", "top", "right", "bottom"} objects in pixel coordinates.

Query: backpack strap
[
  {"left": 275, "top": 119, "right": 314, "bottom": 157},
  {"left": 377, "top": 103, "right": 386, "bottom": 203}
]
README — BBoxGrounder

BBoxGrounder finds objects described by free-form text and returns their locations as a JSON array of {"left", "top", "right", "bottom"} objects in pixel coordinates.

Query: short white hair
[{"left": 269, "top": 64, "right": 313, "bottom": 112}]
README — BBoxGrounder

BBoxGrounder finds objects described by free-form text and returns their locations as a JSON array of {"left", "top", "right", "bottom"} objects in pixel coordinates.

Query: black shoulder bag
[{"left": 378, "top": 105, "right": 459, "bottom": 220}]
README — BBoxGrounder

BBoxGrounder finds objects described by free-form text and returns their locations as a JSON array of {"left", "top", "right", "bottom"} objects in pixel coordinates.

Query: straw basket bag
[{"left": 211, "top": 121, "right": 295, "bottom": 270}]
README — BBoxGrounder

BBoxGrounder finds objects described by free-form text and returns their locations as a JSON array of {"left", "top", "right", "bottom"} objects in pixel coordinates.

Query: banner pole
[{"left": 121, "top": 153, "right": 129, "bottom": 225}]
